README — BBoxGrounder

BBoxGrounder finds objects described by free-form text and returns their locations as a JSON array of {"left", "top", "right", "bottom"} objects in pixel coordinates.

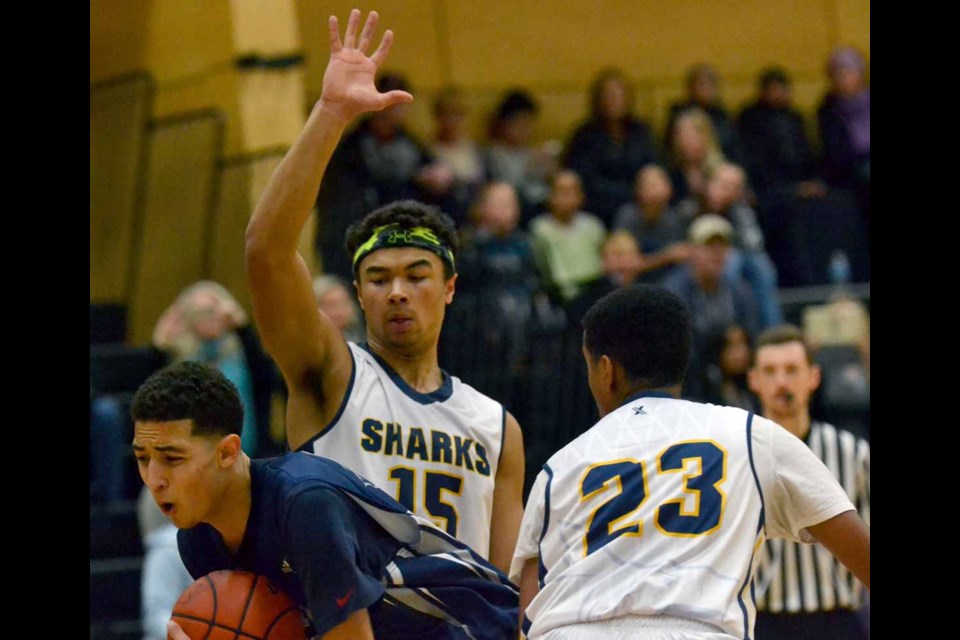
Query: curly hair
[
  {"left": 582, "top": 284, "right": 692, "bottom": 388},
  {"left": 344, "top": 200, "right": 460, "bottom": 279},
  {"left": 130, "top": 361, "right": 243, "bottom": 438}
]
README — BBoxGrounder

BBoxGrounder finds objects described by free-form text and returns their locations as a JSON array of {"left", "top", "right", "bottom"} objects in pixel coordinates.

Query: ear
[
  {"left": 599, "top": 354, "right": 615, "bottom": 392},
  {"left": 217, "top": 434, "right": 243, "bottom": 468},
  {"left": 445, "top": 272, "right": 458, "bottom": 304}
]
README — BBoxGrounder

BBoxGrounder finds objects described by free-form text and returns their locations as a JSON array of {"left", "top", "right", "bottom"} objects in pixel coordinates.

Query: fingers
[
  {"left": 167, "top": 619, "right": 190, "bottom": 640},
  {"left": 356, "top": 11, "right": 379, "bottom": 53},
  {"left": 379, "top": 90, "right": 414, "bottom": 109},
  {"left": 370, "top": 29, "right": 395, "bottom": 67},
  {"left": 342, "top": 8, "right": 362, "bottom": 48},
  {"left": 328, "top": 15, "right": 342, "bottom": 52}
]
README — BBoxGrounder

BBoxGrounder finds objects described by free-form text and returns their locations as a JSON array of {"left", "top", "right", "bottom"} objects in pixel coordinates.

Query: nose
[
  {"left": 143, "top": 460, "right": 169, "bottom": 493},
  {"left": 388, "top": 278, "right": 409, "bottom": 303}
]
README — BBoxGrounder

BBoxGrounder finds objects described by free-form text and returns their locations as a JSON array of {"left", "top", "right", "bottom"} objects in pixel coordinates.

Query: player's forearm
[{"left": 245, "top": 100, "right": 352, "bottom": 261}]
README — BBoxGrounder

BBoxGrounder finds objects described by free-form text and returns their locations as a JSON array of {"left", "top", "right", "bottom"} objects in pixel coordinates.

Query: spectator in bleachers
[
  {"left": 312, "top": 274, "right": 364, "bottom": 343},
  {"left": 485, "top": 89, "right": 557, "bottom": 227},
  {"left": 663, "top": 214, "right": 760, "bottom": 392},
  {"left": 818, "top": 46, "right": 870, "bottom": 223},
  {"left": 666, "top": 63, "right": 742, "bottom": 164},
  {"left": 152, "top": 281, "right": 279, "bottom": 457},
  {"left": 667, "top": 107, "right": 725, "bottom": 205},
  {"left": 678, "top": 161, "right": 783, "bottom": 328},
  {"left": 530, "top": 170, "right": 607, "bottom": 310},
  {"left": 612, "top": 164, "right": 693, "bottom": 284},
  {"left": 601, "top": 230, "right": 644, "bottom": 288},
  {"left": 737, "top": 66, "right": 832, "bottom": 287},
  {"left": 89, "top": 382, "right": 128, "bottom": 504},
  {"left": 738, "top": 66, "right": 825, "bottom": 202},
  {"left": 563, "top": 67, "right": 660, "bottom": 228},
  {"left": 563, "top": 230, "right": 645, "bottom": 324},
  {"left": 430, "top": 86, "right": 488, "bottom": 223},
  {"left": 688, "top": 322, "right": 759, "bottom": 412},
  {"left": 456, "top": 182, "right": 542, "bottom": 375},
  {"left": 314, "top": 72, "right": 454, "bottom": 277}
]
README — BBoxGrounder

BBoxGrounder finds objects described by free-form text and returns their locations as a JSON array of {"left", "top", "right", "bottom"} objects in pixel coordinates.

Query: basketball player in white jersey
[
  {"left": 510, "top": 285, "right": 869, "bottom": 639},
  {"left": 244, "top": 9, "right": 524, "bottom": 572}
]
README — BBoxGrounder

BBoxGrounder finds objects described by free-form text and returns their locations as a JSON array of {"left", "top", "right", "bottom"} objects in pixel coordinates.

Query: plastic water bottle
[{"left": 829, "top": 250, "right": 851, "bottom": 288}]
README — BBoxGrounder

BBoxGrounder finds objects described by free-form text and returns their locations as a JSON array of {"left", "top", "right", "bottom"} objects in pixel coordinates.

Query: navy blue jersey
[{"left": 179, "top": 452, "right": 518, "bottom": 639}]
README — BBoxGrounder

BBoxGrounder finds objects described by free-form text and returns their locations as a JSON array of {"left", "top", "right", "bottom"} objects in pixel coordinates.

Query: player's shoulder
[
  {"left": 256, "top": 453, "right": 362, "bottom": 497},
  {"left": 448, "top": 374, "right": 504, "bottom": 413}
]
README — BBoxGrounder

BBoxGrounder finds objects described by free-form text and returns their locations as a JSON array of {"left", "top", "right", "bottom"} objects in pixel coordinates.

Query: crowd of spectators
[{"left": 314, "top": 47, "right": 870, "bottom": 395}]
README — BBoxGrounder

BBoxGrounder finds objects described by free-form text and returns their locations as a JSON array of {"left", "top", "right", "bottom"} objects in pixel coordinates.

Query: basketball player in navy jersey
[
  {"left": 132, "top": 361, "right": 518, "bottom": 640},
  {"left": 244, "top": 8, "right": 523, "bottom": 572},
  {"left": 510, "top": 285, "right": 869, "bottom": 639}
]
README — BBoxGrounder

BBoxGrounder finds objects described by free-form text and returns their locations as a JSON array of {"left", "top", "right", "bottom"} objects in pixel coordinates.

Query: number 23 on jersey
[{"left": 579, "top": 440, "right": 727, "bottom": 556}]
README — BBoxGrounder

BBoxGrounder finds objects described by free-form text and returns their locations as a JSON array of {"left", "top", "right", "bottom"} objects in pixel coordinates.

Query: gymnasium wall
[{"left": 89, "top": 0, "right": 869, "bottom": 344}]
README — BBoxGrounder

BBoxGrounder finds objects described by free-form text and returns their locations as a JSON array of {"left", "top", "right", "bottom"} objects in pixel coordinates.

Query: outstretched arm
[
  {"left": 245, "top": 9, "right": 412, "bottom": 450},
  {"left": 806, "top": 510, "right": 870, "bottom": 589},
  {"left": 488, "top": 412, "right": 525, "bottom": 573}
]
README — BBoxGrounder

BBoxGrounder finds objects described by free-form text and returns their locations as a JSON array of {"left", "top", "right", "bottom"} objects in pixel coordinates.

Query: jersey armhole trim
[
  {"left": 537, "top": 464, "right": 554, "bottom": 589},
  {"left": 496, "top": 405, "right": 507, "bottom": 470},
  {"left": 296, "top": 346, "right": 358, "bottom": 452},
  {"left": 746, "top": 412, "right": 765, "bottom": 534}
]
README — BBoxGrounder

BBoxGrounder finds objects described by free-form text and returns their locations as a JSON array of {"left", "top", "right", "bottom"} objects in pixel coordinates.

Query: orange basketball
[{"left": 170, "top": 570, "right": 307, "bottom": 640}]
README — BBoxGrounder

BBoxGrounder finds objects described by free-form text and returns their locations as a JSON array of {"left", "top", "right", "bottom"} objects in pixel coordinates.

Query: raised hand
[{"left": 319, "top": 9, "right": 413, "bottom": 122}]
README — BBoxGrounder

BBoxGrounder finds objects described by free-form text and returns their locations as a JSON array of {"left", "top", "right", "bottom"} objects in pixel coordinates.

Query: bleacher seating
[{"left": 89, "top": 501, "right": 143, "bottom": 640}]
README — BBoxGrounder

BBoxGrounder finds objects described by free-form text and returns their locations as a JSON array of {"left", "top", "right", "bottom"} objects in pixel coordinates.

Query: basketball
[{"left": 171, "top": 570, "right": 307, "bottom": 640}]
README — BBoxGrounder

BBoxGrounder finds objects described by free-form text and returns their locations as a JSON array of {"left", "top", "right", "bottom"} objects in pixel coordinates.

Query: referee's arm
[{"left": 805, "top": 510, "right": 870, "bottom": 590}]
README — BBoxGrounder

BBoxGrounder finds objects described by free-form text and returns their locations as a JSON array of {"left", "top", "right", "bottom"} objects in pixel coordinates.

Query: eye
[
  {"left": 135, "top": 455, "right": 148, "bottom": 465},
  {"left": 164, "top": 456, "right": 184, "bottom": 465}
]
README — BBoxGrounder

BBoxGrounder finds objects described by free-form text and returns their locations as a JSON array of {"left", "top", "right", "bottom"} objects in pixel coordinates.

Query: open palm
[{"left": 321, "top": 10, "right": 412, "bottom": 120}]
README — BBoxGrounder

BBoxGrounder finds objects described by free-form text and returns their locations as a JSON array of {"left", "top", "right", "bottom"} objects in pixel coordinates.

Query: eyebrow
[
  {"left": 364, "top": 259, "right": 434, "bottom": 276},
  {"left": 132, "top": 444, "right": 187, "bottom": 453}
]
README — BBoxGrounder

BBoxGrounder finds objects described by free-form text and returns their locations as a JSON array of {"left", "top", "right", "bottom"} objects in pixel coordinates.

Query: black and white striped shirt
[{"left": 755, "top": 421, "right": 870, "bottom": 613}]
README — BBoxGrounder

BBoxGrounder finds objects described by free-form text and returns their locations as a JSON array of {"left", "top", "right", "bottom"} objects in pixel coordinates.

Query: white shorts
[{"left": 535, "top": 615, "right": 736, "bottom": 640}]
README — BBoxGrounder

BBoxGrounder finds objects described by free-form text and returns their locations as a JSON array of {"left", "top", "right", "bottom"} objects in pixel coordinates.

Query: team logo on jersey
[
  {"left": 281, "top": 559, "right": 294, "bottom": 574},
  {"left": 633, "top": 406, "right": 647, "bottom": 415}
]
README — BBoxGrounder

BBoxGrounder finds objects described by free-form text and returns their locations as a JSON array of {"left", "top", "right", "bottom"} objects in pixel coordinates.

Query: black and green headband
[{"left": 352, "top": 223, "right": 456, "bottom": 275}]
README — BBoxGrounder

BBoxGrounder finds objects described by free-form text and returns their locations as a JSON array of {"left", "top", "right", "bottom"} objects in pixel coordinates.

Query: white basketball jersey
[
  {"left": 510, "top": 392, "right": 855, "bottom": 640},
  {"left": 302, "top": 342, "right": 505, "bottom": 558}
]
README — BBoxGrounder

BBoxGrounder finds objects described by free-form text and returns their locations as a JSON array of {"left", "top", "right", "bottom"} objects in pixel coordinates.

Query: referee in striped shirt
[{"left": 748, "top": 325, "right": 870, "bottom": 639}]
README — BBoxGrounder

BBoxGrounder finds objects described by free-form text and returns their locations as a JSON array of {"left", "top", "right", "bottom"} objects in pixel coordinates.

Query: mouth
[
  {"left": 387, "top": 317, "right": 414, "bottom": 331},
  {"left": 159, "top": 501, "right": 175, "bottom": 516},
  {"left": 775, "top": 391, "right": 795, "bottom": 405}
]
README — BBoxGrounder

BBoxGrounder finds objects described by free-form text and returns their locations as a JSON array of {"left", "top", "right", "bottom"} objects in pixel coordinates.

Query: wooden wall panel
[
  {"left": 90, "top": 74, "right": 153, "bottom": 303},
  {"left": 90, "top": 0, "right": 151, "bottom": 83},
  {"left": 128, "top": 113, "right": 224, "bottom": 345},
  {"left": 209, "top": 160, "right": 254, "bottom": 312}
]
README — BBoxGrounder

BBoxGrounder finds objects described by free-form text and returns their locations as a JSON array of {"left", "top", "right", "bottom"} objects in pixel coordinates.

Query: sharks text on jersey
[{"left": 359, "top": 418, "right": 492, "bottom": 476}]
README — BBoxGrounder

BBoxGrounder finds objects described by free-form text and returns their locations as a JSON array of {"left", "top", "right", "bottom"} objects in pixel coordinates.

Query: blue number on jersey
[
  {"left": 579, "top": 459, "right": 648, "bottom": 556},
  {"left": 389, "top": 466, "right": 464, "bottom": 536},
  {"left": 578, "top": 441, "right": 728, "bottom": 556},
  {"left": 655, "top": 441, "right": 727, "bottom": 537}
]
